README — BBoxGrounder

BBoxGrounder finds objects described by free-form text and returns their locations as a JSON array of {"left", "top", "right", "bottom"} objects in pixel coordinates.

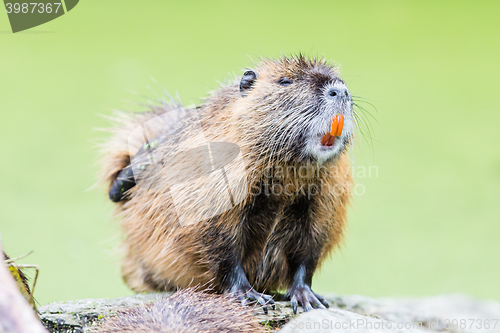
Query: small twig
[
  {"left": 4, "top": 250, "right": 34, "bottom": 264},
  {"left": 15, "top": 264, "right": 39, "bottom": 296}
]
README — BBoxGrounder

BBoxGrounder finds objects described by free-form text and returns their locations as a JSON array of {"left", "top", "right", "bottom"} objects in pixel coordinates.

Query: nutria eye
[{"left": 278, "top": 77, "right": 293, "bottom": 86}]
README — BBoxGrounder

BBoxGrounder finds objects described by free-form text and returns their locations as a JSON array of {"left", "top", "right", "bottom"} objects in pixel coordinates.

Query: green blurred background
[{"left": 1, "top": 0, "right": 499, "bottom": 305}]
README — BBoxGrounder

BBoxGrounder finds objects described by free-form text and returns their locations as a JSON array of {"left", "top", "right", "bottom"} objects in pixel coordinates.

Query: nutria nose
[{"left": 326, "top": 87, "right": 349, "bottom": 100}]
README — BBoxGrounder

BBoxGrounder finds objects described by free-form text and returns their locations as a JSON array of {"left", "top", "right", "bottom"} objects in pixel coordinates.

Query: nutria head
[{"left": 235, "top": 55, "right": 353, "bottom": 165}]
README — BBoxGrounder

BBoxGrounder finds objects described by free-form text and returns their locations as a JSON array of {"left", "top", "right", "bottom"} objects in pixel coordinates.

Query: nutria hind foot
[
  {"left": 225, "top": 264, "right": 275, "bottom": 314},
  {"left": 230, "top": 285, "right": 275, "bottom": 315},
  {"left": 286, "top": 265, "right": 330, "bottom": 314},
  {"left": 287, "top": 284, "right": 329, "bottom": 314}
]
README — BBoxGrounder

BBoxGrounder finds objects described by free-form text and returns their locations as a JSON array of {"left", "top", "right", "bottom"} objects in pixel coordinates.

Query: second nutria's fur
[
  {"left": 97, "top": 289, "right": 265, "bottom": 333},
  {"left": 101, "top": 55, "right": 353, "bottom": 314}
]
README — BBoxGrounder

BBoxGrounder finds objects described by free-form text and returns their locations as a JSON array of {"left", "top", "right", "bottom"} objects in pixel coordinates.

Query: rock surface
[
  {"left": 283, "top": 294, "right": 500, "bottom": 333},
  {"left": 38, "top": 293, "right": 500, "bottom": 333}
]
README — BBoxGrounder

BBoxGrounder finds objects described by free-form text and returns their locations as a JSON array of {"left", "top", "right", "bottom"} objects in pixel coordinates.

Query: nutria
[
  {"left": 101, "top": 55, "right": 353, "bottom": 314},
  {"left": 97, "top": 289, "right": 265, "bottom": 333}
]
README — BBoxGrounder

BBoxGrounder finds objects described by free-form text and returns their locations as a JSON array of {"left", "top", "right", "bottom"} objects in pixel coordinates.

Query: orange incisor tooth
[
  {"left": 330, "top": 116, "right": 339, "bottom": 136},
  {"left": 321, "top": 133, "right": 331, "bottom": 145},
  {"left": 336, "top": 114, "right": 344, "bottom": 136},
  {"left": 327, "top": 135, "right": 336, "bottom": 146}
]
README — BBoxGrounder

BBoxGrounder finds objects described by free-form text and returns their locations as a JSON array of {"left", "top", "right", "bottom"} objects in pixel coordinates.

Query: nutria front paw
[
  {"left": 229, "top": 285, "right": 275, "bottom": 314},
  {"left": 287, "top": 283, "right": 329, "bottom": 314}
]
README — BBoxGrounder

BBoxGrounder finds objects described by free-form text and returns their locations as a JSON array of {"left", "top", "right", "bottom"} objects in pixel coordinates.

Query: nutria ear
[{"left": 240, "top": 70, "right": 257, "bottom": 97}]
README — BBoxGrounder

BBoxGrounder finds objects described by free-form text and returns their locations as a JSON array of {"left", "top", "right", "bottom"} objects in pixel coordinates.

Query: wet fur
[
  {"left": 100, "top": 55, "right": 353, "bottom": 295},
  {"left": 97, "top": 289, "right": 265, "bottom": 333}
]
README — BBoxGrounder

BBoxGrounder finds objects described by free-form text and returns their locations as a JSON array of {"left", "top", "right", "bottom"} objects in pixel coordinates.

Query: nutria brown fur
[
  {"left": 101, "top": 55, "right": 353, "bottom": 313},
  {"left": 97, "top": 289, "right": 265, "bottom": 333}
]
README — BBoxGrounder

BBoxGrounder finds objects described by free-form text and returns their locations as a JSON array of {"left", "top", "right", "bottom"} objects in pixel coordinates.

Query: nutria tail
[
  {"left": 108, "top": 134, "right": 167, "bottom": 202},
  {"left": 97, "top": 289, "right": 265, "bottom": 333},
  {"left": 108, "top": 163, "right": 136, "bottom": 202},
  {"left": 100, "top": 104, "right": 189, "bottom": 203}
]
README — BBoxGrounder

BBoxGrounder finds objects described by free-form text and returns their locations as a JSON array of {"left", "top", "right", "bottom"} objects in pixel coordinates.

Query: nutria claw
[
  {"left": 231, "top": 286, "right": 275, "bottom": 314},
  {"left": 287, "top": 284, "right": 329, "bottom": 314}
]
